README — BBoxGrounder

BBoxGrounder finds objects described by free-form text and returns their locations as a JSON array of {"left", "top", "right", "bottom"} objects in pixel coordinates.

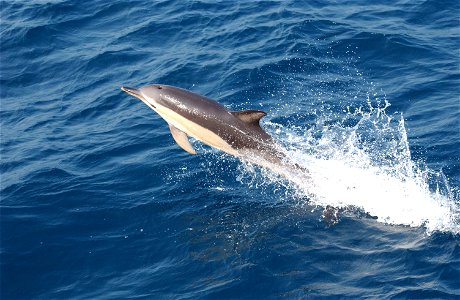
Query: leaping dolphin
[{"left": 121, "top": 84, "right": 305, "bottom": 177}]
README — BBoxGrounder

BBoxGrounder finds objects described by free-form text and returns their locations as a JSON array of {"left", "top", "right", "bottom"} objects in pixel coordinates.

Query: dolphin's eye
[{"left": 156, "top": 86, "right": 162, "bottom": 89}]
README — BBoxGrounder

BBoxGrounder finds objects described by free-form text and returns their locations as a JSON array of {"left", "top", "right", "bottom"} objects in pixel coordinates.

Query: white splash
[{"left": 242, "top": 99, "right": 460, "bottom": 234}]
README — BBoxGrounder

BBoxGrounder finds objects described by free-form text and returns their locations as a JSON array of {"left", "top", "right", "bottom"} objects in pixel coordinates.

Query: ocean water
[{"left": 1, "top": 0, "right": 459, "bottom": 298}]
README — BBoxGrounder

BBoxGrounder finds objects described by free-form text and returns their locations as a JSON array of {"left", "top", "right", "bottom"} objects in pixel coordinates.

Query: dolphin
[{"left": 121, "top": 84, "right": 305, "bottom": 177}]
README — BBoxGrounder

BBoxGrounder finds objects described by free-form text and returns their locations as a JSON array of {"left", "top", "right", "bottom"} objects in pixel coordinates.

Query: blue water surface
[{"left": 1, "top": 0, "right": 460, "bottom": 299}]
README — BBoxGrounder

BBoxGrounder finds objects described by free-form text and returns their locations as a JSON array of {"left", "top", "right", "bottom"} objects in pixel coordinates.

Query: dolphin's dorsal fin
[
  {"left": 168, "top": 124, "right": 196, "bottom": 155},
  {"left": 231, "top": 110, "right": 267, "bottom": 126}
]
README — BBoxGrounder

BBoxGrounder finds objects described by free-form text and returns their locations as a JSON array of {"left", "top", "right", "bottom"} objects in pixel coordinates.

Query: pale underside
[{"left": 155, "top": 105, "right": 239, "bottom": 156}]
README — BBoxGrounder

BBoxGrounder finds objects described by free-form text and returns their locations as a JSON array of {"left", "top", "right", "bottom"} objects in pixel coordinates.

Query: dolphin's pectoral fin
[
  {"left": 231, "top": 110, "right": 267, "bottom": 127},
  {"left": 168, "top": 124, "right": 196, "bottom": 155}
]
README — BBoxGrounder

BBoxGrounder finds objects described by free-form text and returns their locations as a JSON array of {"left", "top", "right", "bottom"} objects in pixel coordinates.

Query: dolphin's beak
[
  {"left": 121, "top": 86, "right": 157, "bottom": 109},
  {"left": 121, "top": 86, "right": 144, "bottom": 100}
]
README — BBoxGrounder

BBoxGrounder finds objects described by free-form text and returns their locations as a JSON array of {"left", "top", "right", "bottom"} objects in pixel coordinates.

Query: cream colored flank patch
[{"left": 154, "top": 105, "right": 238, "bottom": 156}]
